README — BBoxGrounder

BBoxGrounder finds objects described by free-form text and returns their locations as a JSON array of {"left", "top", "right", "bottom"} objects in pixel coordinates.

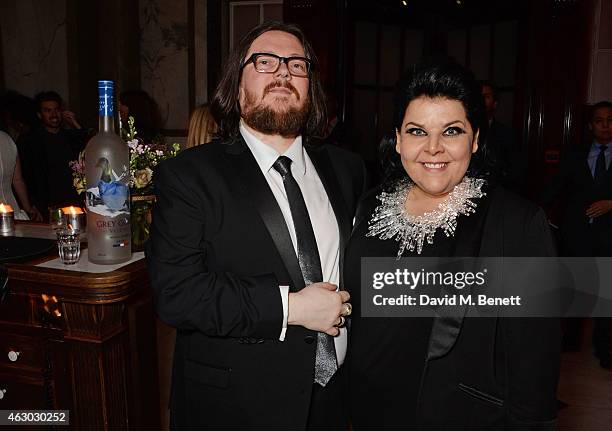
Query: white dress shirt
[
  {"left": 240, "top": 122, "right": 347, "bottom": 366},
  {"left": 587, "top": 141, "right": 612, "bottom": 176}
]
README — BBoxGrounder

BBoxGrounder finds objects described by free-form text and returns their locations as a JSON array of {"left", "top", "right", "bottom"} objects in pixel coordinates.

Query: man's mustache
[{"left": 264, "top": 81, "right": 300, "bottom": 100}]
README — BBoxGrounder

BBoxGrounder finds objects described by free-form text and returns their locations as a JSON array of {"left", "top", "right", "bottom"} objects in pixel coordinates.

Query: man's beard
[{"left": 241, "top": 82, "right": 310, "bottom": 138}]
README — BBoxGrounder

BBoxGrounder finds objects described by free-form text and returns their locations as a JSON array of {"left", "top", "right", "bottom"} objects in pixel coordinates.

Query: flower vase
[{"left": 130, "top": 195, "right": 155, "bottom": 252}]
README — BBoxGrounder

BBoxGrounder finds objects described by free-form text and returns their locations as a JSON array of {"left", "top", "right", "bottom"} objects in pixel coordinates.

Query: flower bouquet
[{"left": 70, "top": 116, "right": 180, "bottom": 251}]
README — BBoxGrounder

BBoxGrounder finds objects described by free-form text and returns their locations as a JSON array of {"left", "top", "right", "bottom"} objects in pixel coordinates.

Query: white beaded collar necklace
[{"left": 367, "top": 177, "right": 486, "bottom": 258}]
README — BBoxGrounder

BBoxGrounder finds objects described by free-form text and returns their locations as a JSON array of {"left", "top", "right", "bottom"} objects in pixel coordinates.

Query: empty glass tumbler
[{"left": 56, "top": 229, "right": 81, "bottom": 265}]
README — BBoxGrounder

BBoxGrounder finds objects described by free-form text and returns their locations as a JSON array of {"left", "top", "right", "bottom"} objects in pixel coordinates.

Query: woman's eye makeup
[
  {"left": 404, "top": 126, "right": 466, "bottom": 136},
  {"left": 407, "top": 127, "right": 426, "bottom": 136},
  {"left": 443, "top": 126, "right": 466, "bottom": 136}
]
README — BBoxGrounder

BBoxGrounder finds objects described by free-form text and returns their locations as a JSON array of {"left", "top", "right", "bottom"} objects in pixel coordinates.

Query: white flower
[{"left": 133, "top": 168, "right": 153, "bottom": 189}]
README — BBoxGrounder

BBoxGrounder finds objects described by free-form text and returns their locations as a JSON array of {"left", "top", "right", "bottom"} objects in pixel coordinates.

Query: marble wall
[
  {"left": 0, "top": 0, "right": 70, "bottom": 103},
  {"left": 139, "top": 0, "right": 190, "bottom": 131},
  {"left": 0, "top": 0, "right": 208, "bottom": 134},
  {"left": 589, "top": 0, "right": 612, "bottom": 103}
]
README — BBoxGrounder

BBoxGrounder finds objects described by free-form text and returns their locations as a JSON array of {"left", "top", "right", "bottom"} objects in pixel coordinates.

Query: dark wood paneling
[
  {"left": 66, "top": 0, "right": 99, "bottom": 128},
  {"left": 513, "top": 0, "right": 595, "bottom": 201},
  {"left": 207, "top": 0, "right": 223, "bottom": 98},
  {"left": 284, "top": 0, "right": 343, "bottom": 89},
  {"left": 126, "top": 294, "right": 160, "bottom": 431},
  {"left": 3, "top": 252, "right": 159, "bottom": 430},
  {"left": 66, "top": 0, "right": 141, "bottom": 129},
  {"left": 0, "top": 18, "right": 5, "bottom": 90},
  {"left": 188, "top": 0, "right": 196, "bottom": 114}
]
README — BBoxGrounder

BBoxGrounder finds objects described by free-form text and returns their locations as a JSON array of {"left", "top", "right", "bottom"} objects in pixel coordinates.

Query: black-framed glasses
[{"left": 242, "top": 53, "right": 312, "bottom": 77}]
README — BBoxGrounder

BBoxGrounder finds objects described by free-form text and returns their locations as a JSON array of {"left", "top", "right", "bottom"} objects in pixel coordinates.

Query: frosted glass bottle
[{"left": 84, "top": 80, "right": 131, "bottom": 264}]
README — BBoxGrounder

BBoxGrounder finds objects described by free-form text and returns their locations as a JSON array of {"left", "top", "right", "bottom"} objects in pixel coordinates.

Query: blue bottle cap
[{"left": 98, "top": 80, "right": 114, "bottom": 116}]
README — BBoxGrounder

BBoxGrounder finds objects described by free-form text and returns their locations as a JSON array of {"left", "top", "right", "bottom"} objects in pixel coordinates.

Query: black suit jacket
[
  {"left": 419, "top": 188, "right": 561, "bottom": 430},
  {"left": 146, "top": 135, "right": 368, "bottom": 431},
  {"left": 542, "top": 145, "right": 612, "bottom": 255}
]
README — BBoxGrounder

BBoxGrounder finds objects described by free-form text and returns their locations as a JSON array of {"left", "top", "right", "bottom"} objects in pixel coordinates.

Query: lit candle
[
  {"left": 0, "top": 203, "right": 15, "bottom": 235},
  {"left": 61, "top": 206, "right": 85, "bottom": 232}
]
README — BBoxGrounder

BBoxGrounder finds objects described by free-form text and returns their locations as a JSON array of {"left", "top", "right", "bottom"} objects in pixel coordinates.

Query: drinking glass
[{"left": 56, "top": 228, "right": 81, "bottom": 265}]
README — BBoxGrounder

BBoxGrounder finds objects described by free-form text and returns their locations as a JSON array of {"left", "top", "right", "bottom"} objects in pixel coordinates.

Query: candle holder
[
  {"left": 61, "top": 206, "right": 85, "bottom": 232},
  {"left": 0, "top": 203, "right": 15, "bottom": 236}
]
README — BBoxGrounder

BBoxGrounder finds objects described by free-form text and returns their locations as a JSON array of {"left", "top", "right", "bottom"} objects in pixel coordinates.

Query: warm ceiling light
[{"left": 402, "top": 0, "right": 407, "bottom": 5}]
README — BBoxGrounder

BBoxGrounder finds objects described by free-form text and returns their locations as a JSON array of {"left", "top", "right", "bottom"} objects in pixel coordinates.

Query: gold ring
[{"left": 341, "top": 302, "right": 352, "bottom": 317}]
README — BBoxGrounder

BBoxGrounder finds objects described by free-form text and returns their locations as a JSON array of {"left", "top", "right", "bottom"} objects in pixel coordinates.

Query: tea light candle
[
  {"left": 0, "top": 203, "right": 15, "bottom": 235},
  {"left": 61, "top": 206, "right": 85, "bottom": 232}
]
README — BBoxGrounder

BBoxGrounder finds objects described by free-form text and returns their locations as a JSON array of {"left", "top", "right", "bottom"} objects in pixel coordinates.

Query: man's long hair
[{"left": 211, "top": 21, "right": 327, "bottom": 139}]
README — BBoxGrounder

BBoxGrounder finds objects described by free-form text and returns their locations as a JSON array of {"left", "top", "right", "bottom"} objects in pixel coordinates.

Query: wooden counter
[{"left": 0, "top": 225, "right": 160, "bottom": 431}]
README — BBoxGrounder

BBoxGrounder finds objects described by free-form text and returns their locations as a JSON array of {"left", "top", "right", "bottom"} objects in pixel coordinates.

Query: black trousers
[{"left": 306, "top": 366, "right": 348, "bottom": 431}]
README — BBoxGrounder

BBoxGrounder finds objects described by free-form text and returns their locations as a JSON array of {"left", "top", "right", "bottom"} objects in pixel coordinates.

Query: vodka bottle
[{"left": 84, "top": 80, "right": 131, "bottom": 264}]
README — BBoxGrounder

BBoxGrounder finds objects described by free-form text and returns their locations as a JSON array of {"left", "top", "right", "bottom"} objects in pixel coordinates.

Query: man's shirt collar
[
  {"left": 240, "top": 121, "right": 306, "bottom": 176},
  {"left": 590, "top": 140, "right": 611, "bottom": 153}
]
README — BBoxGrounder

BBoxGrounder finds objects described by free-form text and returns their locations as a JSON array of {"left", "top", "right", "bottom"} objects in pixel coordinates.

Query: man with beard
[
  {"left": 146, "top": 21, "right": 368, "bottom": 431},
  {"left": 17, "top": 91, "right": 88, "bottom": 219}
]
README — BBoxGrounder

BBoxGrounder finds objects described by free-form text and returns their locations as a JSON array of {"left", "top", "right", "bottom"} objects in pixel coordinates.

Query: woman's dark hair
[
  {"left": 210, "top": 21, "right": 327, "bottom": 139},
  {"left": 380, "top": 58, "right": 486, "bottom": 185}
]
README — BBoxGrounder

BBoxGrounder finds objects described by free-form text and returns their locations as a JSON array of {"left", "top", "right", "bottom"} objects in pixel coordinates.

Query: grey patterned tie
[{"left": 272, "top": 156, "right": 338, "bottom": 386}]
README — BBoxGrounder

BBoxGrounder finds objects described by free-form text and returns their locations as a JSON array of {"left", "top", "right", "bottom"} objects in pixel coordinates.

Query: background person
[
  {"left": 17, "top": 91, "right": 88, "bottom": 218},
  {"left": 119, "top": 89, "right": 163, "bottom": 142},
  {"left": 0, "top": 130, "right": 42, "bottom": 220},
  {"left": 541, "top": 100, "right": 612, "bottom": 369},
  {"left": 185, "top": 103, "right": 218, "bottom": 148},
  {"left": 476, "top": 80, "right": 526, "bottom": 193}
]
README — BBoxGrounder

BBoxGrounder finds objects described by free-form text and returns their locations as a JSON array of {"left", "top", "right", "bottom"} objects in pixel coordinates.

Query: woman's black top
[{"left": 345, "top": 184, "right": 561, "bottom": 431}]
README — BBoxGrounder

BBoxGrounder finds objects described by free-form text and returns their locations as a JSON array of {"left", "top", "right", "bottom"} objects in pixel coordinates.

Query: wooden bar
[{"left": 0, "top": 226, "right": 160, "bottom": 431}]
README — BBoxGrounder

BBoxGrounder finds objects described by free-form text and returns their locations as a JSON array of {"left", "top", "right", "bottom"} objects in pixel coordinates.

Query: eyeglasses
[{"left": 242, "top": 53, "right": 312, "bottom": 77}]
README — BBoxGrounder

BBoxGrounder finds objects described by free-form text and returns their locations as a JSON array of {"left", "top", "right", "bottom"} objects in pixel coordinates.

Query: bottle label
[
  {"left": 98, "top": 80, "right": 114, "bottom": 117},
  {"left": 85, "top": 158, "right": 130, "bottom": 217}
]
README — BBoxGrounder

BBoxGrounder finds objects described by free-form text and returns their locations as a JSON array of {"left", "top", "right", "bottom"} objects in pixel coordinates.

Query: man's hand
[
  {"left": 62, "top": 110, "right": 82, "bottom": 129},
  {"left": 25, "top": 206, "right": 43, "bottom": 222},
  {"left": 586, "top": 200, "right": 612, "bottom": 218},
  {"left": 288, "top": 282, "right": 350, "bottom": 336}
]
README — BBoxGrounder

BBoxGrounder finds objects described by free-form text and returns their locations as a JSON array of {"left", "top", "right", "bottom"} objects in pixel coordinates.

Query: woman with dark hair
[{"left": 346, "top": 60, "right": 561, "bottom": 430}]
